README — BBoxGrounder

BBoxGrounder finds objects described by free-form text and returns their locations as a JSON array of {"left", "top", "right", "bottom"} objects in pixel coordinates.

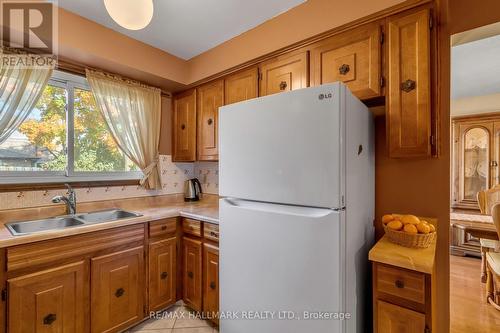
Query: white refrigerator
[{"left": 218, "top": 82, "right": 374, "bottom": 333}]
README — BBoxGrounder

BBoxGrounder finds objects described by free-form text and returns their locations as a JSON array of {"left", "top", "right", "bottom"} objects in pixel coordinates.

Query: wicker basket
[{"left": 383, "top": 225, "right": 436, "bottom": 248}]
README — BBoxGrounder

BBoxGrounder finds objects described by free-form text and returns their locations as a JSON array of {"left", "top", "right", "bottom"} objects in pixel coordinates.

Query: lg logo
[{"left": 318, "top": 93, "right": 333, "bottom": 100}]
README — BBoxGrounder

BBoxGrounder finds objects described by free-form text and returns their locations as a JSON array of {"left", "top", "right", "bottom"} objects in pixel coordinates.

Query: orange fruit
[
  {"left": 401, "top": 215, "right": 420, "bottom": 225},
  {"left": 428, "top": 224, "right": 436, "bottom": 233},
  {"left": 387, "top": 220, "right": 403, "bottom": 231},
  {"left": 416, "top": 222, "right": 431, "bottom": 234},
  {"left": 404, "top": 224, "right": 418, "bottom": 234},
  {"left": 382, "top": 214, "right": 395, "bottom": 225}
]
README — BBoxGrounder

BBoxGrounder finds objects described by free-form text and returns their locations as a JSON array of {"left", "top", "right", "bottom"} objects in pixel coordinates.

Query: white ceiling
[
  {"left": 58, "top": 0, "right": 306, "bottom": 60},
  {"left": 451, "top": 34, "right": 500, "bottom": 99}
]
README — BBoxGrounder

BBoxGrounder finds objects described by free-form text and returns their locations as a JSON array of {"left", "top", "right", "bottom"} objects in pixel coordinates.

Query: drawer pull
[
  {"left": 43, "top": 313, "right": 56, "bottom": 325},
  {"left": 161, "top": 225, "right": 167, "bottom": 231},
  {"left": 115, "top": 287, "right": 125, "bottom": 297},
  {"left": 208, "top": 118, "right": 213, "bottom": 125},
  {"left": 188, "top": 271, "right": 194, "bottom": 279},
  {"left": 279, "top": 81, "right": 287, "bottom": 90},
  {"left": 401, "top": 79, "right": 416, "bottom": 92},
  {"left": 181, "top": 124, "right": 186, "bottom": 130},
  {"left": 339, "top": 64, "right": 350, "bottom": 75},
  {"left": 210, "top": 231, "right": 218, "bottom": 238},
  {"left": 395, "top": 280, "right": 405, "bottom": 289},
  {"left": 161, "top": 271, "right": 168, "bottom": 279},
  {"left": 210, "top": 281, "right": 216, "bottom": 290}
]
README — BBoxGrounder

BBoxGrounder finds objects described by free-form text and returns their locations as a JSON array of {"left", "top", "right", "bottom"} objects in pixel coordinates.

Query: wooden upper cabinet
[
  {"left": 149, "top": 238, "right": 177, "bottom": 312},
  {"left": 8, "top": 261, "right": 87, "bottom": 333},
  {"left": 377, "top": 301, "right": 426, "bottom": 333},
  {"left": 203, "top": 243, "right": 219, "bottom": 324},
  {"left": 197, "top": 80, "right": 223, "bottom": 161},
  {"left": 183, "top": 237, "right": 202, "bottom": 311},
  {"left": 225, "top": 67, "right": 259, "bottom": 105},
  {"left": 310, "top": 21, "right": 382, "bottom": 100},
  {"left": 260, "top": 51, "right": 309, "bottom": 96},
  {"left": 91, "top": 247, "right": 144, "bottom": 333},
  {"left": 173, "top": 90, "right": 197, "bottom": 162},
  {"left": 387, "top": 8, "right": 432, "bottom": 158}
]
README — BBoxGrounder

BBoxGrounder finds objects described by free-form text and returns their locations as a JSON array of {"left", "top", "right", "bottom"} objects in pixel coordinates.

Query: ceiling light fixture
[{"left": 104, "top": 0, "right": 154, "bottom": 31}]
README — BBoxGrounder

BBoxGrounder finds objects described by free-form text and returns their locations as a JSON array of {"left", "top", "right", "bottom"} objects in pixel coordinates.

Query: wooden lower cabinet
[
  {"left": 8, "top": 261, "right": 87, "bottom": 333},
  {"left": 149, "top": 237, "right": 177, "bottom": 312},
  {"left": 203, "top": 243, "right": 219, "bottom": 324},
  {"left": 183, "top": 237, "right": 203, "bottom": 311},
  {"left": 377, "top": 300, "right": 426, "bottom": 333},
  {"left": 91, "top": 246, "right": 145, "bottom": 333}
]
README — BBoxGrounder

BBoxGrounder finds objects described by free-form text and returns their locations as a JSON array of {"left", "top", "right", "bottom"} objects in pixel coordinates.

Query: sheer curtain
[
  {"left": 86, "top": 69, "right": 162, "bottom": 189},
  {"left": 0, "top": 55, "right": 53, "bottom": 144}
]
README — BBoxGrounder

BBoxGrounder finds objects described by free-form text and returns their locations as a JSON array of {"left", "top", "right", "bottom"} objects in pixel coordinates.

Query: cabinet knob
[
  {"left": 161, "top": 271, "right": 168, "bottom": 279},
  {"left": 338, "top": 64, "right": 350, "bottom": 75},
  {"left": 491, "top": 161, "right": 498, "bottom": 167},
  {"left": 115, "top": 287, "right": 125, "bottom": 297},
  {"left": 188, "top": 271, "right": 194, "bottom": 279},
  {"left": 43, "top": 313, "right": 57, "bottom": 325},
  {"left": 210, "top": 231, "right": 218, "bottom": 238},
  {"left": 161, "top": 225, "right": 167, "bottom": 231},
  {"left": 207, "top": 118, "right": 213, "bottom": 125},
  {"left": 181, "top": 124, "right": 186, "bottom": 130},
  {"left": 210, "top": 281, "right": 216, "bottom": 290},
  {"left": 395, "top": 280, "right": 405, "bottom": 289},
  {"left": 279, "top": 81, "right": 287, "bottom": 91},
  {"left": 401, "top": 79, "right": 416, "bottom": 92}
]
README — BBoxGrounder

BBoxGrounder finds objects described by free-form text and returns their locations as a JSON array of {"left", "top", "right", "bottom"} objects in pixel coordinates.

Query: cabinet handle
[
  {"left": 210, "top": 281, "right": 216, "bottom": 290},
  {"left": 207, "top": 118, "right": 213, "bottom": 125},
  {"left": 491, "top": 161, "right": 498, "bottom": 167},
  {"left": 115, "top": 287, "right": 125, "bottom": 297},
  {"left": 188, "top": 271, "right": 194, "bottom": 279},
  {"left": 395, "top": 280, "right": 405, "bottom": 289},
  {"left": 161, "top": 271, "right": 168, "bottom": 279},
  {"left": 43, "top": 313, "right": 57, "bottom": 325},
  {"left": 161, "top": 225, "right": 167, "bottom": 231},
  {"left": 279, "top": 81, "right": 287, "bottom": 90},
  {"left": 338, "top": 64, "right": 350, "bottom": 75},
  {"left": 210, "top": 231, "right": 218, "bottom": 238},
  {"left": 401, "top": 79, "right": 416, "bottom": 92},
  {"left": 181, "top": 124, "right": 186, "bottom": 130}
]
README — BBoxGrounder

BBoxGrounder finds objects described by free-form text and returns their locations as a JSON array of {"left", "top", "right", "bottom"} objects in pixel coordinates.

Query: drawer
[
  {"left": 204, "top": 223, "right": 219, "bottom": 242},
  {"left": 376, "top": 264, "right": 425, "bottom": 304},
  {"left": 183, "top": 219, "right": 202, "bottom": 237},
  {"left": 149, "top": 218, "right": 177, "bottom": 238}
]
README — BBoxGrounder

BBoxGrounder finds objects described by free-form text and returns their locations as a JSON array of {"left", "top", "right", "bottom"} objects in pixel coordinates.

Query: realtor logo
[{"left": 1, "top": 0, "right": 57, "bottom": 55}]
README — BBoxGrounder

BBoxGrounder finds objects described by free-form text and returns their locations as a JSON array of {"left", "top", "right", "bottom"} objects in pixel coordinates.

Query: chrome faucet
[{"left": 52, "top": 184, "right": 77, "bottom": 215}]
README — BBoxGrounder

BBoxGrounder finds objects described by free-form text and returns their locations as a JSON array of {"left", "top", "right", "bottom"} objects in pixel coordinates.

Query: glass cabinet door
[{"left": 462, "top": 127, "right": 490, "bottom": 201}]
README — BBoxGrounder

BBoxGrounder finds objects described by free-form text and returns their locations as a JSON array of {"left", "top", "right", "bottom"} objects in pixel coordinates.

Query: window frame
[{"left": 0, "top": 70, "right": 143, "bottom": 184}]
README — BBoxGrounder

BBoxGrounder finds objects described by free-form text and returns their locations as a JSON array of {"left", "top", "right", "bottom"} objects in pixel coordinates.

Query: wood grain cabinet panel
[
  {"left": 183, "top": 237, "right": 202, "bottom": 311},
  {"left": 203, "top": 243, "right": 219, "bottom": 324},
  {"left": 310, "top": 21, "right": 382, "bottom": 100},
  {"left": 377, "top": 300, "right": 426, "bottom": 333},
  {"left": 91, "top": 247, "right": 144, "bottom": 333},
  {"left": 149, "top": 238, "right": 176, "bottom": 312},
  {"left": 197, "top": 80, "right": 223, "bottom": 161},
  {"left": 173, "top": 90, "right": 197, "bottom": 162},
  {"left": 260, "top": 51, "right": 308, "bottom": 96},
  {"left": 387, "top": 9, "right": 432, "bottom": 158},
  {"left": 8, "top": 261, "right": 87, "bottom": 333},
  {"left": 224, "top": 67, "right": 259, "bottom": 105}
]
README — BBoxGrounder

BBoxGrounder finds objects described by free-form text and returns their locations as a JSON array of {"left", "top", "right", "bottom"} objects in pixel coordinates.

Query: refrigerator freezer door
[
  {"left": 220, "top": 198, "right": 344, "bottom": 333},
  {"left": 219, "top": 83, "right": 344, "bottom": 209}
]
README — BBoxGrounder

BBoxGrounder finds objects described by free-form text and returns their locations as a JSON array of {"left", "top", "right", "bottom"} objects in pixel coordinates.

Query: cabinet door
[
  {"left": 149, "top": 238, "right": 177, "bottom": 312},
  {"left": 260, "top": 51, "right": 308, "bottom": 96},
  {"left": 225, "top": 67, "right": 259, "bottom": 105},
  {"left": 197, "top": 80, "right": 223, "bottom": 161},
  {"left": 183, "top": 237, "right": 202, "bottom": 311},
  {"left": 173, "top": 89, "right": 197, "bottom": 162},
  {"left": 492, "top": 121, "right": 500, "bottom": 186},
  {"left": 387, "top": 9, "right": 432, "bottom": 157},
  {"left": 8, "top": 261, "right": 87, "bottom": 333},
  {"left": 377, "top": 300, "right": 426, "bottom": 333},
  {"left": 310, "top": 21, "right": 382, "bottom": 99},
  {"left": 203, "top": 243, "right": 219, "bottom": 324},
  {"left": 91, "top": 247, "right": 144, "bottom": 333}
]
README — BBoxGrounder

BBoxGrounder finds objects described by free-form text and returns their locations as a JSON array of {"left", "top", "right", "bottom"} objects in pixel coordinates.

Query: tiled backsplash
[{"left": 0, "top": 155, "right": 218, "bottom": 211}]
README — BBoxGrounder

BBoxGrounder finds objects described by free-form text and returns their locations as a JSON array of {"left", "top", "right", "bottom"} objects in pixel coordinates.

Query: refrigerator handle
[{"left": 222, "top": 198, "right": 337, "bottom": 218}]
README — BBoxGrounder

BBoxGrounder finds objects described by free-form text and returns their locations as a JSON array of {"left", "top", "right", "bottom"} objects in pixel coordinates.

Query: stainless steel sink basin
[
  {"left": 5, "top": 209, "right": 142, "bottom": 236},
  {"left": 6, "top": 217, "right": 85, "bottom": 236},
  {"left": 75, "top": 209, "right": 142, "bottom": 224}
]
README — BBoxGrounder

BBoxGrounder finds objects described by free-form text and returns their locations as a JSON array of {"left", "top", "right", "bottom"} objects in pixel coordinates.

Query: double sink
[{"left": 5, "top": 209, "right": 142, "bottom": 236}]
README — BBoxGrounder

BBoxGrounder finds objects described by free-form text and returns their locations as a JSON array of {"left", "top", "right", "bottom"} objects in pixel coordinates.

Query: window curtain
[
  {"left": 0, "top": 55, "right": 53, "bottom": 144},
  {"left": 85, "top": 69, "right": 162, "bottom": 189}
]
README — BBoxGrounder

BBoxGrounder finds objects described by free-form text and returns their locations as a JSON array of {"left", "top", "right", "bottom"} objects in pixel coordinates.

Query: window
[{"left": 0, "top": 70, "right": 141, "bottom": 183}]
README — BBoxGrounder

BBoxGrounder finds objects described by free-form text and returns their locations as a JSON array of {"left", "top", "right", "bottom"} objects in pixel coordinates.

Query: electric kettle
[{"left": 184, "top": 178, "right": 202, "bottom": 202}]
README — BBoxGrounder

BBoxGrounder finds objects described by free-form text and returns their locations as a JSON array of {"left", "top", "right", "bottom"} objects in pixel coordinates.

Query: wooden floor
[{"left": 450, "top": 255, "right": 500, "bottom": 332}]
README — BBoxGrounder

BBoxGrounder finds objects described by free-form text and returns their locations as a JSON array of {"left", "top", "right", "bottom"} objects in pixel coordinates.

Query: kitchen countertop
[
  {"left": 0, "top": 195, "right": 219, "bottom": 248},
  {"left": 369, "top": 235, "right": 436, "bottom": 274}
]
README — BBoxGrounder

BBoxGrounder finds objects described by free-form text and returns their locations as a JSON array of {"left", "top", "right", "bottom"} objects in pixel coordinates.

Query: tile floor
[{"left": 126, "top": 304, "right": 219, "bottom": 333}]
